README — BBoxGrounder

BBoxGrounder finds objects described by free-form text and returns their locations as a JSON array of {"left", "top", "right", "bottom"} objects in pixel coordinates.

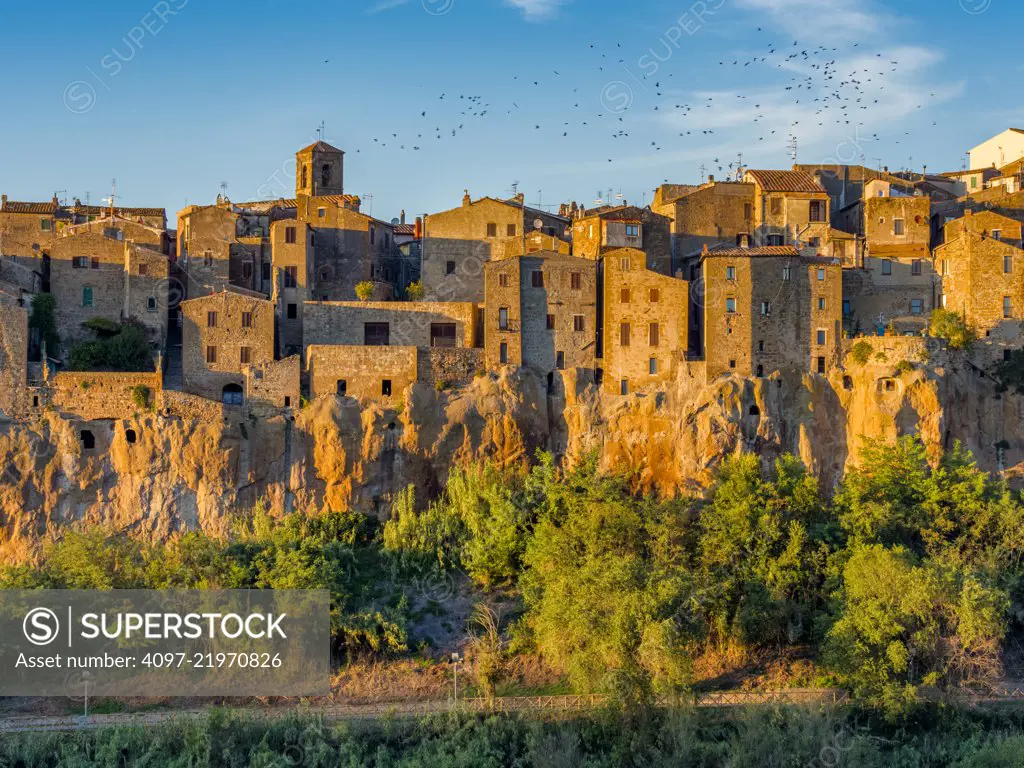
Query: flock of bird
[{"left": 343, "top": 26, "right": 939, "bottom": 183}]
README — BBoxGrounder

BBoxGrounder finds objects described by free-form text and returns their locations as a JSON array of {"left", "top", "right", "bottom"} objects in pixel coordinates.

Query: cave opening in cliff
[
  {"left": 124, "top": 429, "right": 137, "bottom": 444},
  {"left": 749, "top": 405, "right": 761, "bottom": 417},
  {"left": 80, "top": 430, "right": 95, "bottom": 450}
]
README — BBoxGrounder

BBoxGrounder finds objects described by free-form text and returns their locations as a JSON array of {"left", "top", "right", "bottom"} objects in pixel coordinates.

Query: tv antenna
[
  {"left": 316, "top": 121, "right": 325, "bottom": 141},
  {"left": 699, "top": 163, "right": 708, "bottom": 183},
  {"left": 509, "top": 180, "right": 520, "bottom": 197},
  {"left": 786, "top": 134, "right": 798, "bottom": 165},
  {"left": 102, "top": 178, "right": 117, "bottom": 217}
]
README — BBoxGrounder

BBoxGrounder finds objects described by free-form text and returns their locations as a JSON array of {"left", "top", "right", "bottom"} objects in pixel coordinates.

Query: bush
[
  {"left": 68, "top": 320, "right": 152, "bottom": 371},
  {"left": 850, "top": 340, "right": 873, "bottom": 365},
  {"left": 930, "top": 309, "right": 976, "bottom": 350},
  {"left": 355, "top": 281, "right": 375, "bottom": 302},
  {"left": 28, "top": 293, "right": 60, "bottom": 359},
  {"left": 131, "top": 384, "right": 152, "bottom": 411},
  {"left": 405, "top": 280, "right": 426, "bottom": 301}
]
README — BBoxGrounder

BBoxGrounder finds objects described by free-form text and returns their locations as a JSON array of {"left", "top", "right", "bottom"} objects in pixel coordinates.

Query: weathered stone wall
[
  {"left": 0, "top": 301, "right": 28, "bottom": 416},
  {"left": 572, "top": 207, "right": 673, "bottom": 274},
  {"left": 863, "top": 196, "right": 931, "bottom": 247},
  {"left": 181, "top": 292, "right": 276, "bottom": 401},
  {"left": 245, "top": 355, "right": 301, "bottom": 415},
  {"left": 602, "top": 248, "right": 689, "bottom": 393},
  {"left": 307, "top": 344, "right": 417, "bottom": 402},
  {"left": 303, "top": 300, "right": 478, "bottom": 349},
  {"left": 842, "top": 251, "right": 933, "bottom": 336},
  {"left": 47, "top": 371, "right": 162, "bottom": 420},
  {"left": 270, "top": 219, "right": 312, "bottom": 356},
  {"left": 652, "top": 181, "right": 754, "bottom": 269},
  {"left": 419, "top": 348, "right": 484, "bottom": 388},
  {"left": 178, "top": 205, "right": 236, "bottom": 298}
]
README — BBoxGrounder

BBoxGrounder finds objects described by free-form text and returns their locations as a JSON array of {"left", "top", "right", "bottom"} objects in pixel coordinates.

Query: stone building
[
  {"left": 652, "top": 179, "right": 754, "bottom": 273},
  {"left": 48, "top": 232, "right": 169, "bottom": 354},
  {"left": 295, "top": 141, "right": 344, "bottom": 198},
  {"left": 304, "top": 300, "right": 479, "bottom": 349},
  {"left": 801, "top": 164, "right": 917, "bottom": 216},
  {"left": 942, "top": 210, "right": 1023, "bottom": 248},
  {"left": 180, "top": 290, "right": 276, "bottom": 402},
  {"left": 701, "top": 245, "right": 842, "bottom": 380},
  {"left": 422, "top": 193, "right": 570, "bottom": 303},
  {"left": 743, "top": 169, "right": 831, "bottom": 249},
  {"left": 841, "top": 244, "right": 934, "bottom": 336},
  {"left": 600, "top": 247, "right": 689, "bottom": 394},
  {"left": 307, "top": 344, "right": 417, "bottom": 402},
  {"left": 936, "top": 216, "right": 1024, "bottom": 363},
  {"left": 483, "top": 250, "right": 597, "bottom": 379},
  {"left": 570, "top": 205, "right": 672, "bottom": 275}
]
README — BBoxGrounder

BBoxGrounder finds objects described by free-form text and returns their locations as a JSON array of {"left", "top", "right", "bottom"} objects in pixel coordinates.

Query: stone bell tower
[{"left": 295, "top": 141, "right": 344, "bottom": 198}]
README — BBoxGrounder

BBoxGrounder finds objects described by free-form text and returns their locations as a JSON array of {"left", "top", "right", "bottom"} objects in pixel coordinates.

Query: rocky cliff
[{"left": 1, "top": 340, "right": 1021, "bottom": 561}]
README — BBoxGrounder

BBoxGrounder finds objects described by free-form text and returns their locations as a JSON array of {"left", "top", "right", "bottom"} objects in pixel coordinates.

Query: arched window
[
  {"left": 222, "top": 383, "right": 244, "bottom": 405},
  {"left": 321, "top": 164, "right": 331, "bottom": 188}
]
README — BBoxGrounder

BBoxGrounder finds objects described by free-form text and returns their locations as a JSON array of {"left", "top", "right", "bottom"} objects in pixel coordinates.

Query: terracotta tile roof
[
  {"left": 393, "top": 224, "right": 416, "bottom": 235},
  {"left": 1, "top": 200, "right": 58, "bottom": 214},
  {"left": 745, "top": 169, "right": 825, "bottom": 193},
  {"left": 297, "top": 140, "right": 345, "bottom": 155},
  {"left": 800, "top": 164, "right": 908, "bottom": 188},
  {"left": 72, "top": 203, "right": 165, "bottom": 218},
  {"left": 706, "top": 245, "right": 801, "bottom": 257}
]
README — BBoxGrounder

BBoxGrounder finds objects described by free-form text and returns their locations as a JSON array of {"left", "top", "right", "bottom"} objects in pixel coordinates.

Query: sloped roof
[
  {"left": 707, "top": 245, "right": 801, "bottom": 257},
  {"left": 745, "top": 169, "right": 824, "bottom": 193},
  {"left": 1, "top": 200, "right": 59, "bottom": 214},
  {"left": 393, "top": 224, "right": 416, "bottom": 235},
  {"left": 297, "top": 140, "right": 345, "bottom": 155}
]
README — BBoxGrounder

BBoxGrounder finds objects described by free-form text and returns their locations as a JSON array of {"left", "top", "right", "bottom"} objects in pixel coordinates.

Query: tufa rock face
[{"left": 0, "top": 352, "right": 1021, "bottom": 559}]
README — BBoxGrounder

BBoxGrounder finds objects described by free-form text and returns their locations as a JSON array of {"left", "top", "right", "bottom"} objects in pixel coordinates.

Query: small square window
[
  {"left": 911, "top": 299, "right": 924, "bottom": 315},
  {"left": 760, "top": 301, "right": 770, "bottom": 316},
  {"left": 498, "top": 273, "right": 510, "bottom": 288},
  {"left": 287, "top": 303, "right": 298, "bottom": 320},
  {"left": 531, "top": 271, "right": 544, "bottom": 288},
  {"left": 498, "top": 307, "right": 509, "bottom": 330},
  {"left": 816, "top": 329, "right": 826, "bottom": 345},
  {"left": 893, "top": 218, "right": 905, "bottom": 236},
  {"left": 782, "top": 266, "right": 791, "bottom": 281},
  {"left": 573, "top": 315, "right": 585, "bottom": 332},
  {"left": 571, "top": 272, "right": 582, "bottom": 290},
  {"left": 507, "top": 223, "right": 517, "bottom": 237},
  {"left": 818, "top": 297, "right": 826, "bottom": 310},
  {"left": 726, "top": 297, "right": 736, "bottom": 313},
  {"left": 650, "top": 288, "right": 660, "bottom": 302},
  {"left": 242, "top": 312, "right": 253, "bottom": 329},
  {"left": 817, "top": 268, "right": 825, "bottom": 281},
  {"left": 625, "top": 224, "right": 640, "bottom": 237},
  {"left": 486, "top": 223, "right": 497, "bottom": 237},
  {"left": 499, "top": 342, "right": 508, "bottom": 364},
  {"left": 285, "top": 226, "right": 297, "bottom": 244},
  {"left": 147, "top": 297, "right": 157, "bottom": 312},
  {"left": 317, "top": 207, "right": 326, "bottom": 219},
  {"left": 911, "top": 259, "right": 922, "bottom": 276},
  {"left": 138, "top": 263, "right": 148, "bottom": 276},
  {"left": 40, "top": 219, "right": 52, "bottom": 231},
  {"left": 726, "top": 265, "right": 736, "bottom": 281},
  {"left": 446, "top": 260, "right": 456, "bottom": 276},
  {"left": 992, "top": 229, "right": 1003, "bottom": 240},
  {"left": 619, "top": 256, "right": 631, "bottom": 272},
  {"left": 649, "top": 357, "right": 658, "bottom": 375},
  {"left": 729, "top": 359, "right": 736, "bottom": 369},
  {"left": 284, "top": 396, "right": 291, "bottom": 408}
]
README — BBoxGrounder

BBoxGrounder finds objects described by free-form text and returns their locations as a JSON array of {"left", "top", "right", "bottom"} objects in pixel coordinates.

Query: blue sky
[{"left": 0, "top": 0, "right": 1020, "bottom": 223}]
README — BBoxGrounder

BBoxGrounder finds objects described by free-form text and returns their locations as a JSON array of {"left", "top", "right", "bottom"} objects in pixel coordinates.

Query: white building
[{"left": 968, "top": 128, "right": 1024, "bottom": 171}]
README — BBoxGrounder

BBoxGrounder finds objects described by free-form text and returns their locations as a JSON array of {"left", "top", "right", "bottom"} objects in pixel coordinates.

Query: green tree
[
  {"left": 930, "top": 308, "right": 975, "bottom": 350},
  {"left": 28, "top": 293, "right": 60, "bottom": 360}
]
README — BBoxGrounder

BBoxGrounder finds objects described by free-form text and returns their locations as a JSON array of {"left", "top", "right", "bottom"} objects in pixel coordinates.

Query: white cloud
[
  {"left": 735, "top": 0, "right": 882, "bottom": 41},
  {"left": 504, "top": 0, "right": 570, "bottom": 21},
  {"left": 367, "top": 0, "right": 410, "bottom": 13}
]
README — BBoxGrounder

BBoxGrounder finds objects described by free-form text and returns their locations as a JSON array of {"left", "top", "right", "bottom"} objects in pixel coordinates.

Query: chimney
[
  {"left": 512, "top": 192, "right": 525, "bottom": 205},
  {"left": 400, "top": 209, "right": 406, "bottom": 225},
  {"left": 883, "top": 166, "right": 888, "bottom": 173},
  {"left": 740, "top": 234, "right": 750, "bottom": 249},
  {"left": 1, "top": 194, "right": 6, "bottom": 208},
  {"left": 415, "top": 216, "right": 423, "bottom": 239},
  {"left": 462, "top": 190, "right": 471, "bottom": 207},
  {"left": 708, "top": 174, "right": 715, "bottom": 183}
]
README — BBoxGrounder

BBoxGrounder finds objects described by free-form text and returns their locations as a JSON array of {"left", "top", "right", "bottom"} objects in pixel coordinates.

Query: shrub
[
  {"left": 850, "top": 340, "right": 873, "bottom": 365},
  {"left": 68, "top": 321, "right": 152, "bottom": 372},
  {"left": 131, "top": 384, "right": 152, "bottom": 411},
  {"left": 405, "top": 280, "right": 426, "bottom": 301},
  {"left": 28, "top": 293, "right": 60, "bottom": 360},
  {"left": 355, "top": 281, "right": 375, "bottom": 302},
  {"left": 930, "top": 309, "right": 975, "bottom": 350}
]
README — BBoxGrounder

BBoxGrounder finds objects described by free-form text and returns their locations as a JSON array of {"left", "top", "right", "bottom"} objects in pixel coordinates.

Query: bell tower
[{"left": 295, "top": 141, "right": 344, "bottom": 198}]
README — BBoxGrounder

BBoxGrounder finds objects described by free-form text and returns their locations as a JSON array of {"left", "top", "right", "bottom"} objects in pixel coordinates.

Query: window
[
  {"left": 446, "top": 260, "right": 456, "bottom": 276},
  {"left": 1004, "top": 296, "right": 1013, "bottom": 318},
  {"left": 486, "top": 223, "right": 498, "bottom": 237},
  {"left": 204, "top": 251, "right": 213, "bottom": 267},
  {"left": 429, "top": 322, "right": 457, "bottom": 348},
  {"left": 91, "top": 257, "right": 100, "bottom": 270},
  {"left": 971, "top": 176, "right": 978, "bottom": 190},
  {"left": 809, "top": 200, "right": 826, "bottom": 222},
  {"left": 650, "top": 288, "right": 660, "bottom": 303},
  {"left": 726, "top": 297, "right": 736, "bottom": 313},
  {"left": 364, "top": 322, "right": 391, "bottom": 346},
  {"left": 207, "top": 311, "right": 217, "bottom": 328},
  {"left": 498, "top": 307, "right": 509, "bottom": 330},
  {"left": 40, "top": 219, "right": 52, "bottom": 231},
  {"left": 262, "top": 262, "right": 271, "bottom": 281},
  {"left": 816, "top": 356, "right": 826, "bottom": 374},
  {"left": 726, "top": 265, "right": 736, "bottom": 280},
  {"left": 760, "top": 301, "right": 771, "bottom": 316},
  {"left": 531, "top": 270, "right": 544, "bottom": 288},
  {"left": 573, "top": 315, "right": 585, "bottom": 332},
  {"left": 498, "top": 273, "right": 510, "bottom": 288},
  {"left": 770, "top": 197, "right": 782, "bottom": 216},
  {"left": 499, "top": 343, "right": 508, "bottom": 363},
  {"left": 941, "top": 260, "right": 948, "bottom": 276},
  {"left": 729, "top": 359, "right": 737, "bottom": 369},
  {"left": 284, "top": 266, "right": 298, "bottom": 288},
  {"left": 571, "top": 272, "right": 582, "bottom": 290},
  {"left": 911, "top": 299, "right": 924, "bottom": 315},
  {"left": 382, "top": 380, "right": 392, "bottom": 397},
  {"left": 337, "top": 380, "right": 347, "bottom": 396},
  {"left": 744, "top": 202, "right": 752, "bottom": 220},
  {"left": 240, "top": 346, "right": 251, "bottom": 365},
  {"left": 816, "top": 329, "right": 826, "bottom": 345},
  {"left": 782, "top": 266, "right": 791, "bottom": 281},
  {"left": 939, "top": 294, "right": 947, "bottom": 308},
  {"left": 881, "top": 259, "right": 892, "bottom": 276},
  {"left": 1005, "top": 255, "right": 1013, "bottom": 274},
  {"left": 284, "top": 397, "right": 292, "bottom": 408},
  {"left": 649, "top": 357, "right": 658, "bottom": 375},
  {"left": 286, "top": 303, "right": 298, "bottom": 319},
  {"left": 321, "top": 164, "right": 331, "bottom": 188},
  {"left": 138, "top": 263, "right": 148, "bottom": 276},
  {"left": 556, "top": 351, "right": 565, "bottom": 370},
  {"left": 756, "top": 365, "right": 764, "bottom": 377},
  {"left": 620, "top": 322, "right": 631, "bottom": 347},
  {"left": 73, "top": 256, "right": 87, "bottom": 269},
  {"left": 817, "top": 268, "right": 825, "bottom": 281},
  {"left": 620, "top": 256, "right": 631, "bottom": 271},
  {"left": 620, "top": 380, "right": 629, "bottom": 396},
  {"left": 82, "top": 287, "right": 93, "bottom": 306},
  {"left": 993, "top": 229, "right": 1003, "bottom": 240},
  {"left": 893, "top": 218, "right": 905, "bottom": 236},
  {"left": 80, "top": 430, "right": 95, "bottom": 449},
  {"left": 911, "top": 259, "right": 922, "bottom": 276},
  {"left": 206, "top": 346, "right": 217, "bottom": 364},
  {"left": 147, "top": 297, "right": 157, "bottom": 312},
  {"left": 546, "top": 314, "right": 555, "bottom": 330},
  {"left": 758, "top": 340, "right": 766, "bottom": 352},
  {"left": 625, "top": 224, "right": 640, "bottom": 237},
  {"left": 369, "top": 227, "right": 376, "bottom": 246},
  {"left": 818, "top": 297, "right": 826, "bottom": 310},
  {"left": 649, "top": 322, "right": 660, "bottom": 346},
  {"left": 620, "top": 288, "right": 630, "bottom": 303},
  {"left": 285, "top": 226, "right": 297, "bottom": 244},
  {"left": 301, "top": 165, "right": 308, "bottom": 189},
  {"left": 507, "top": 223, "right": 517, "bottom": 237},
  {"left": 241, "top": 312, "right": 253, "bottom": 329},
  {"left": 317, "top": 207, "right": 326, "bottom": 219},
  {"left": 809, "top": 237, "right": 821, "bottom": 248},
  {"left": 767, "top": 234, "right": 784, "bottom": 246}
]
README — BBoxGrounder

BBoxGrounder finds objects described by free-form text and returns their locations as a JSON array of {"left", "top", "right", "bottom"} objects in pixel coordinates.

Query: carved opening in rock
[
  {"left": 284, "top": 397, "right": 292, "bottom": 408},
  {"left": 337, "top": 380, "right": 347, "bottom": 396},
  {"left": 382, "top": 379, "right": 392, "bottom": 397},
  {"left": 756, "top": 365, "right": 764, "bottom": 378},
  {"left": 547, "top": 372, "right": 554, "bottom": 390},
  {"left": 32, "top": 396, "right": 39, "bottom": 407},
  {"left": 125, "top": 429, "right": 137, "bottom": 444},
  {"left": 878, "top": 378, "right": 897, "bottom": 393},
  {"left": 388, "top": 421, "right": 396, "bottom": 431},
  {"left": 776, "top": 380, "right": 782, "bottom": 388},
  {"left": 843, "top": 375, "right": 853, "bottom": 390},
  {"left": 749, "top": 405, "right": 761, "bottom": 417},
  {"left": 222, "top": 384, "right": 244, "bottom": 405},
  {"left": 80, "top": 430, "right": 95, "bottom": 450}
]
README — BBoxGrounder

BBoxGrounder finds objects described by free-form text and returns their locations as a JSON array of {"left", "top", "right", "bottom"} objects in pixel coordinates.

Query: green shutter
[{"left": 83, "top": 287, "right": 93, "bottom": 306}]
